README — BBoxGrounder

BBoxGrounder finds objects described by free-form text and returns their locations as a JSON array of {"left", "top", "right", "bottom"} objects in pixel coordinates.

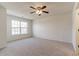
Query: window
[
  {"left": 21, "top": 22, "right": 28, "bottom": 34},
  {"left": 11, "top": 20, "right": 28, "bottom": 35}
]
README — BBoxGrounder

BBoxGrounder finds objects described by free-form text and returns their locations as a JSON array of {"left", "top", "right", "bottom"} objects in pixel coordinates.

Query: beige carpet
[{"left": 0, "top": 38, "right": 74, "bottom": 56}]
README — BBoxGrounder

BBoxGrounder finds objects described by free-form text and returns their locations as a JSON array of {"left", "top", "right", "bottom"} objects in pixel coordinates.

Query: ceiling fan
[{"left": 30, "top": 5, "right": 49, "bottom": 16}]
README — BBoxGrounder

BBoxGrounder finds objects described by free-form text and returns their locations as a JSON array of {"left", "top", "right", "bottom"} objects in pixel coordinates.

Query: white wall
[
  {"left": 0, "top": 5, "right": 7, "bottom": 48},
  {"left": 33, "top": 13, "right": 72, "bottom": 43},
  {"left": 7, "top": 15, "right": 32, "bottom": 42}
]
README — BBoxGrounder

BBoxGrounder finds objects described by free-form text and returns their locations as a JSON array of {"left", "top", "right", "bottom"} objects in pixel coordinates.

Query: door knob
[
  {"left": 78, "top": 29, "right": 79, "bottom": 32},
  {"left": 78, "top": 45, "right": 79, "bottom": 48}
]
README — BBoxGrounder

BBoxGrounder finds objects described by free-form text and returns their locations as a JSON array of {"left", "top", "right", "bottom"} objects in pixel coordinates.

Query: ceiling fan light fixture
[
  {"left": 36, "top": 10, "right": 42, "bottom": 14},
  {"left": 30, "top": 5, "right": 49, "bottom": 16}
]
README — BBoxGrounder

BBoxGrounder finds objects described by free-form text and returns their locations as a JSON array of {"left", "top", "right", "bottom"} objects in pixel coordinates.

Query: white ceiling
[{"left": 0, "top": 2, "right": 74, "bottom": 20}]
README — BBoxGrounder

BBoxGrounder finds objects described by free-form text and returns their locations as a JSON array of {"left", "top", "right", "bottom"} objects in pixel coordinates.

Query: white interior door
[{"left": 74, "top": 8, "right": 79, "bottom": 55}]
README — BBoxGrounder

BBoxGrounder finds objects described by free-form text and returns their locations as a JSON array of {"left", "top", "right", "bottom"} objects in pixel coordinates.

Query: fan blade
[
  {"left": 43, "top": 11, "right": 49, "bottom": 13},
  {"left": 41, "top": 6, "right": 46, "bottom": 9},
  {"left": 30, "top": 11, "right": 35, "bottom": 14},
  {"left": 30, "top": 6, "right": 36, "bottom": 9}
]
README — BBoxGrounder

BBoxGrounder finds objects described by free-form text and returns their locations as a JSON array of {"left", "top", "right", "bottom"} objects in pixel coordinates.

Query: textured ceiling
[{"left": 0, "top": 2, "right": 74, "bottom": 20}]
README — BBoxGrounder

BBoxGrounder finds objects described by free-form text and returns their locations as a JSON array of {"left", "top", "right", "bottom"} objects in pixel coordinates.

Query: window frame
[{"left": 11, "top": 20, "right": 28, "bottom": 35}]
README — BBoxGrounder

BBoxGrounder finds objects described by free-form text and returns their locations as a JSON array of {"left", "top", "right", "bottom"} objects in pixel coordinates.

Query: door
[{"left": 75, "top": 8, "right": 79, "bottom": 55}]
